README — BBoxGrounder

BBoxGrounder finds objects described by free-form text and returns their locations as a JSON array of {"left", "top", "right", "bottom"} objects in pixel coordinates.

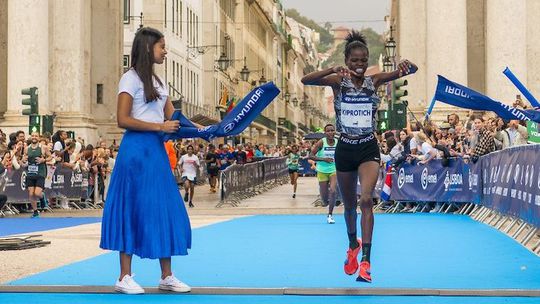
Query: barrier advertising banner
[
  {"left": 481, "top": 145, "right": 540, "bottom": 228},
  {"left": 391, "top": 158, "right": 481, "bottom": 204},
  {"left": 3, "top": 167, "right": 87, "bottom": 203}
]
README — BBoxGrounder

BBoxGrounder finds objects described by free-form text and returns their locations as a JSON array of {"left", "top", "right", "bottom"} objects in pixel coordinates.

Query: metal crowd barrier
[
  {"left": 377, "top": 145, "right": 540, "bottom": 256},
  {"left": 196, "top": 161, "right": 209, "bottom": 186},
  {"left": 217, "top": 157, "right": 288, "bottom": 207},
  {"left": 0, "top": 166, "right": 101, "bottom": 215}
]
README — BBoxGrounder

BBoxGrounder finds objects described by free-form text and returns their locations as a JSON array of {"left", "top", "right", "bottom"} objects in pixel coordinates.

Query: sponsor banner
[
  {"left": 527, "top": 121, "right": 540, "bottom": 143},
  {"left": 391, "top": 145, "right": 539, "bottom": 228},
  {"left": 439, "top": 158, "right": 482, "bottom": 204},
  {"left": 165, "top": 82, "right": 280, "bottom": 141},
  {"left": 482, "top": 145, "right": 540, "bottom": 228},
  {"left": 3, "top": 167, "right": 88, "bottom": 203},
  {"left": 434, "top": 75, "right": 540, "bottom": 123},
  {"left": 391, "top": 158, "right": 481, "bottom": 203}
]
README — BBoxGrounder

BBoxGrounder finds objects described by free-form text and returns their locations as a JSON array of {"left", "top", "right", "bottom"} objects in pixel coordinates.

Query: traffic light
[
  {"left": 29, "top": 115, "right": 41, "bottom": 134},
  {"left": 22, "top": 87, "right": 40, "bottom": 134},
  {"left": 21, "top": 87, "right": 39, "bottom": 116},
  {"left": 392, "top": 79, "right": 408, "bottom": 104},
  {"left": 377, "top": 110, "right": 389, "bottom": 131},
  {"left": 388, "top": 79, "right": 408, "bottom": 130},
  {"left": 42, "top": 115, "right": 54, "bottom": 135},
  {"left": 66, "top": 131, "right": 75, "bottom": 139},
  {"left": 390, "top": 103, "right": 407, "bottom": 130}
]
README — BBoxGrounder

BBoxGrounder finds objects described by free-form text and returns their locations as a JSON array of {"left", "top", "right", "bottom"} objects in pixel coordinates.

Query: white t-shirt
[
  {"left": 53, "top": 141, "right": 63, "bottom": 152},
  {"left": 179, "top": 154, "right": 200, "bottom": 180},
  {"left": 421, "top": 142, "right": 435, "bottom": 156},
  {"left": 409, "top": 137, "right": 418, "bottom": 152},
  {"left": 118, "top": 69, "right": 168, "bottom": 123}
]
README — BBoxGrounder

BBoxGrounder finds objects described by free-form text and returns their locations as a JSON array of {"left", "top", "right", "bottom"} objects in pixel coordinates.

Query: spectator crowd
[{"left": 0, "top": 95, "right": 536, "bottom": 214}]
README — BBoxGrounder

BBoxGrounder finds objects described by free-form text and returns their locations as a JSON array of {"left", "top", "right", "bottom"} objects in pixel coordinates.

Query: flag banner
[
  {"left": 164, "top": 82, "right": 280, "bottom": 141},
  {"left": 380, "top": 163, "right": 393, "bottom": 202},
  {"left": 425, "top": 95, "right": 437, "bottom": 120},
  {"left": 226, "top": 97, "right": 236, "bottom": 113},
  {"left": 503, "top": 67, "right": 540, "bottom": 109},
  {"left": 434, "top": 75, "right": 540, "bottom": 123},
  {"left": 218, "top": 87, "right": 229, "bottom": 108}
]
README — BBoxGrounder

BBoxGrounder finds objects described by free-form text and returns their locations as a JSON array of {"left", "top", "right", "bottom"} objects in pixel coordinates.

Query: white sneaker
[
  {"left": 159, "top": 275, "right": 191, "bottom": 293},
  {"left": 327, "top": 214, "right": 335, "bottom": 224},
  {"left": 115, "top": 274, "right": 145, "bottom": 294}
]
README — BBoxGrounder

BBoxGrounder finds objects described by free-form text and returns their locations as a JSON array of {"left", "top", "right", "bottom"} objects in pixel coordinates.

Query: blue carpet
[
  {"left": 8, "top": 214, "right": 540, "bottom": 289},
  {"left": 0, "top": 294, "right": 538, "bottom": 304},
  {"left": 0, "top": 218, "right": 102, "bottom": 237}
]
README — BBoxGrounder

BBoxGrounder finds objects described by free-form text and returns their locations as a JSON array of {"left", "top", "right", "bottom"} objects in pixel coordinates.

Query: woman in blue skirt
[{"left": 100, "top": 27, "right": 192, "bottom": 295}]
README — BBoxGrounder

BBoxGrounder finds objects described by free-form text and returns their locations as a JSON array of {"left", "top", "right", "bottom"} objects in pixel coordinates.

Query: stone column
[
  {"left": 426, "top": 0, "right": 468, "bottom": 121},
  {"left": 396, "top": 0, "right": 427, "bottom": 117},
  {"left": 91, "top": 0, "right": 123, "bottom": 144},
  {"left": 526, "top": 0, "right": 540, "bottom": 105},
  {"left": 2, "top": 0, "right": 49, "bottom": 134},
  {"left": 0, "top": 0, "right": 7, "bottom": 116},
  {"left": 485, "top": 0, "right": 527, "bottom": 104},
  {"left": 49, "top": 0, "right": 97, "bottom": 142}
]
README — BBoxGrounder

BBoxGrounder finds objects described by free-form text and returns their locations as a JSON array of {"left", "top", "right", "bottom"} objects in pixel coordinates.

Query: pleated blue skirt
[{"left": 100, "top": 131, "right": 191, "bottom": 259}]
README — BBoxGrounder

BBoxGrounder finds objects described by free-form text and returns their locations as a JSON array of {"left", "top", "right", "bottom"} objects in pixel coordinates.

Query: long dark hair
[
  {"left": 131, "top": 27, "right": 164, "bottom": 102},
  {"left": 344, "top": 30, "right": 368, "bottom": 60},
  {"left": 52, "top": 130, "right": 65, "bottom": 148}
]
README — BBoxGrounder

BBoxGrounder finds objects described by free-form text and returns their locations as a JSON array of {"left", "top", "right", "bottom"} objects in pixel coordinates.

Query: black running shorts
[
  {"left": 26, "top": 175, "right": 45, "bottom": 189},
  {"left": 335, "top": 133, "right": 381, "bottom": 172},
  {"left": 207, "top": 167, "right": 219, "bottom": 177}
]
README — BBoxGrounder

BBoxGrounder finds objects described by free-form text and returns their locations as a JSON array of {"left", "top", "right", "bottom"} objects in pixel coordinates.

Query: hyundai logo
[{"left": 223, "top": 123, "right": 235, "bottom": 133}]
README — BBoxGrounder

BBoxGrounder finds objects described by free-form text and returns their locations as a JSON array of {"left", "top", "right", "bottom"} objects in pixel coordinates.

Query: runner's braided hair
[{"left": 344, "top": 30, "right": 368, "bottom": 59}]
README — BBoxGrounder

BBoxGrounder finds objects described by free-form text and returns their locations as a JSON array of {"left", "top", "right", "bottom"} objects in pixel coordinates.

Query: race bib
[
  {"left": 28, "top": 164, "right": 39, "bottom": 173},
  {"left": 323, "top": 147, "right": 335, "bottom": 158},
  {"left": 340, "top": 102, "right": 372, "bottom": 129}
]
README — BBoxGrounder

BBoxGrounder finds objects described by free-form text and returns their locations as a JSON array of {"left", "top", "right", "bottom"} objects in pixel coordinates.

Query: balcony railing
[
  {"left": 254, "top": 114, "right": 276, "bottom": 130},
  {"left": 298, "top": 122, "right": 309, "bottom": 133},
  {"left": 182, "top": 101, "right": 219, "bottom": 121}
]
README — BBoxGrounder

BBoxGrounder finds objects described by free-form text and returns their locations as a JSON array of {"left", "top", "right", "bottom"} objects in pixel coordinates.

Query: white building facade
[{"left": 391, "top": 0, "right": 540, "bottom": 121}]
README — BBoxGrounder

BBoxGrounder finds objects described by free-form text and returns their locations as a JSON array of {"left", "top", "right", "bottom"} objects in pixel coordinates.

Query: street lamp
[
  {"left": 383, "top": 57, "right": 393, "bottom": 72},
  {"left": 235, "top": 57, "right": 267, "bottom": 85},
  {"left": 258, "top": 68, "right": 266, "bottom": 85},
  {"left": 240, "top": 57, "right": 250, "bottom": 82},
  {"left": 284, "top": 91, "right": 291, "bottom": 102},
  {"left": 385, "top": 37, "right": 396, "bottom": 59},
  {"left": 216, "top": 52, "right": 229, "bottom": 70},
  {"left": 187, "top": 44, "right": 224, "bottom": 58},
  {"left": 385, "top": 26, "right": 397, "bottom": 59},
  {"left": 377, "top": 85, "right": 386, "bottom": 99}
]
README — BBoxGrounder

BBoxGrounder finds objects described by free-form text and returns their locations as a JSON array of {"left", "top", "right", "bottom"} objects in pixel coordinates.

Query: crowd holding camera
[
  {"left": 378, "top": 110, "right": 530, "bottom": 170},
  {"left": 0, "top": 96, "right": 534, "bottom": 217},
  {"left": 375, "top": 98, "right": 534, "bottom": 212}
]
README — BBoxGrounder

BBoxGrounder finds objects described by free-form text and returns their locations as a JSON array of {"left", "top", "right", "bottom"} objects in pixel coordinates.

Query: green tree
[{"left": 285, "top": 9, "right": 334, "bottom": 49}]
